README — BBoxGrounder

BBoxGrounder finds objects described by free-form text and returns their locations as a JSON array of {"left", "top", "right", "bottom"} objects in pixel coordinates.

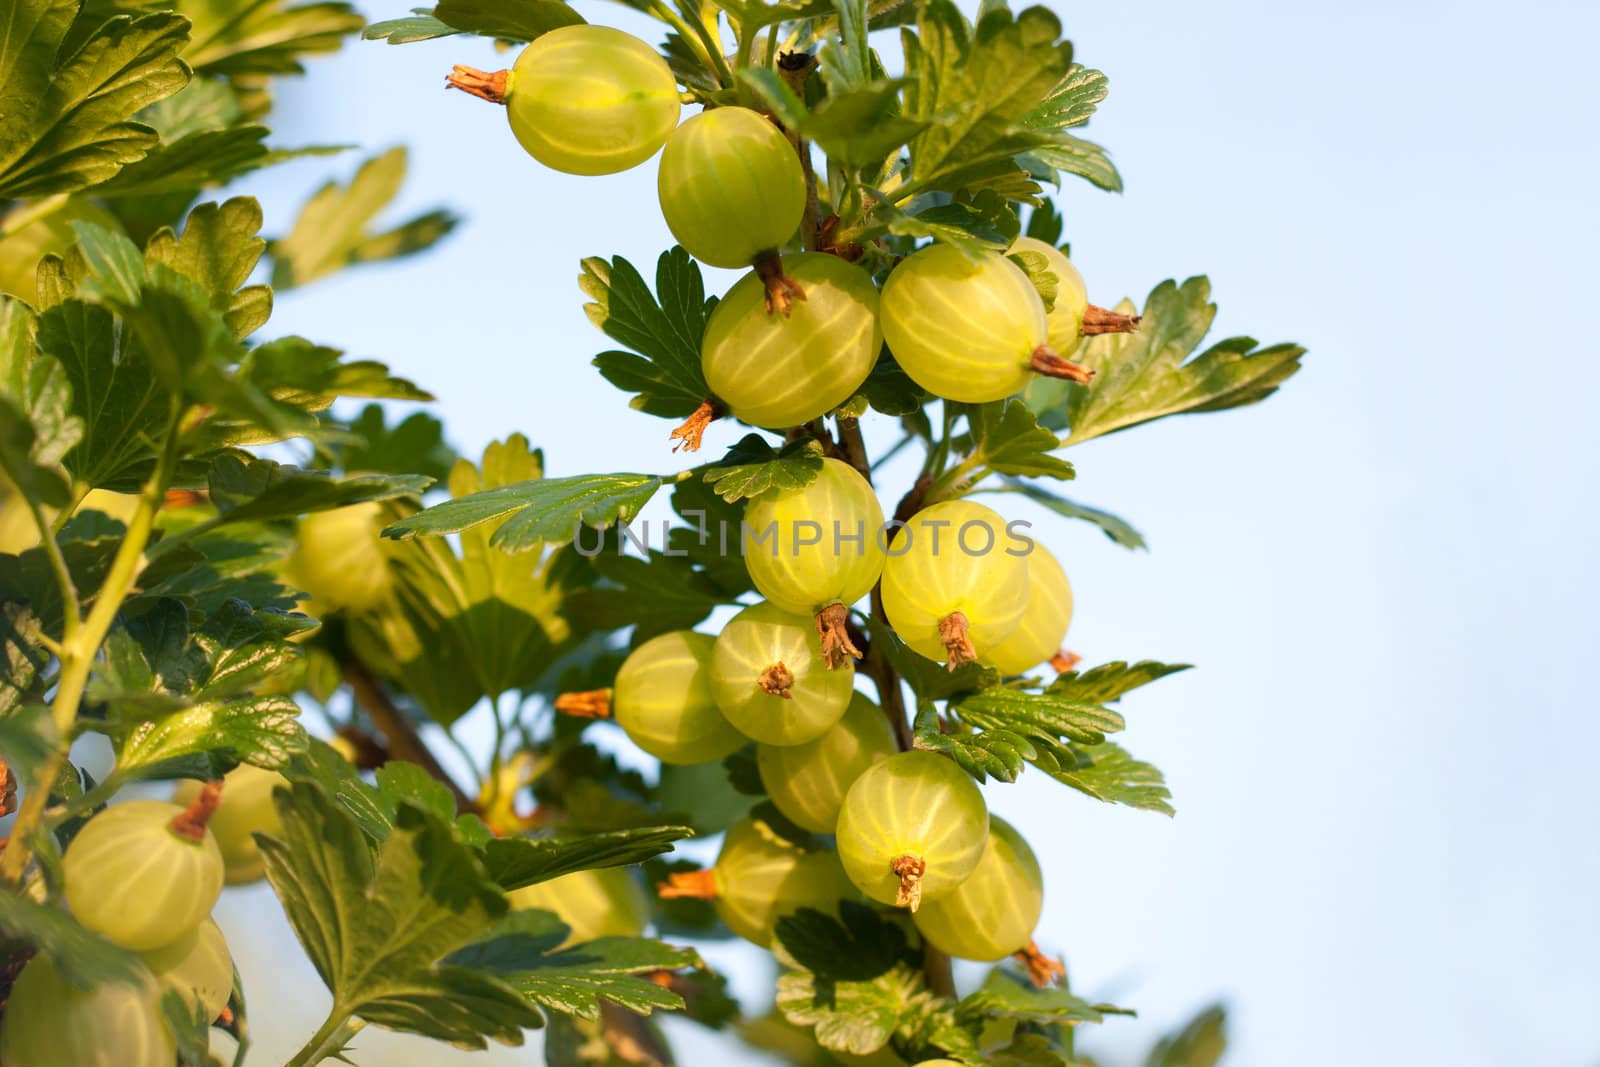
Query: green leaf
[
  {"left": 0, "top": 3, "right": 189, "bottom": 198},
  {"left": 958, "top": 398, "right": 1075, "bottom": 482},
  {"left": 583, "top": 249, "right": 715, "bottom": 419},
  {"left": 449, "top": 909, "right": 695, "bottom": 1020},
  {"left": 270, "top": 148, "right": 458, "bottom": 289},
  {"left": 258, "top": 781, "right": 543, "bottom": 1047},
  {"left": 960, "top": 967, "right": 1129, "bottom": 1026},
  {"left": 115, "top": 693, "right": 307, "bottom": 774},
  {"left": 776, "top": 961, "right": 926, "bottom": 1056},
  {"left": 899, "top": 0, "right": 1074, "bottom": 198},
  {"left": 702, "top": 435, "right": 824, "bottom": 503},
  {"left": 0, "top": 604, "right": 47, "bottom": 718},
  {"left": 431, "top": 0, "right": 586, "bottom": 42},
  {"left": 160, "top": 988, "right": 213, "bottom": 1067},
  {"left": 740, "top": 72, "right": 927, "bottom": 169},
  {"left": 481, "top": 825, "right": 694, "bottom": 892},
  {"left": 913, "top": 701, "right": 1031, "bottom": 783},
  {"left": 141, "top": 199, "right": 272, "bottom": 341},
  {"left": 0, "top": 297, "right": 81, "bottom": 506},
  {"left": 1144, "top": 1004, "right": 1227, "bottom": 1067},
  {"left": 880, "top": 195, "right": 1016, "bottom": 258},
  {"left": 1047, "top": 659, "right": 1190, "bottom": 704},
  {"left": 364, "top": 12, "right": 462, "bottom": 44},
  {"left": 563, "top": 545, "right": 727, "bottom": 642},
  {"left": 136, "top": 77, "right": 241, "bottom": 141},
  {"left": 982, "top": 480, "right": 1146, "bottom": 550},
  {"left": 331, "top": 405, "right": 459, "bottom": 483},
  {"left": 241, "top": 335, "right": 433, "bottom": 405},
  {"left": 774, "top": 903, "right": 913, "bottom": 982},
  {"left": 873, "top": 621, "right": 999, "bottom": 702},
  {"left": 0, "top": 893, "right": 143, "bottom": 989},
  {"left": 950, "top": 685, "right": 1124, "bottom": 746},
  {"left": 202, "top": 451, "right": 432, "bottom": 524},
  {"left": 1034, "top": 740, "right": 1173, "bottom": 815},
  {"left": 180, "top": 0, "right": 365, "bottom": 77},
  {"left": 384, "top": 472, "right": 663, "bottom": 553},
  {"left": 1025, "top": 278, "right": 1306, "bottom": 445},
  {"left": 1020, "top": 131, "right": 1122, "bottom": 193},
  {"left": 94, "top": 127, "right": 338, "bottom": 200},
  {"left": 1018, "top": 64, "right": 1109, "bottom": 133}
]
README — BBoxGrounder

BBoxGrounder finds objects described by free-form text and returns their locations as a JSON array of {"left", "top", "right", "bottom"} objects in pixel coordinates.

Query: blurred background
[{"left": 198, "top": 0, "right": 1599, "bottom": 1063}]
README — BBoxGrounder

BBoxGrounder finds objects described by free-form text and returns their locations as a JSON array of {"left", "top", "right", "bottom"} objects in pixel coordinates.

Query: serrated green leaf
[
  {"left": 1020, "top": 132, "right": 1122, "bottom": 193},
  {"left": 960, "top": 967, "right": 1128, "bottom": 1026},
  {"left": 136, "top": 77, "right": 241, "bottom": 141},
  {"left": 956, "top": 398, "right": 1075, "bottom": 483},
  {"left": 115, "top": 693, "right": 307, "bottom": 773},
  {"left": 331, "top": 405, "right": 458, "bottom": 483},
  {"left": 202, "top": 451, "right": 432, "bottom": 524},
  {"left": 431, "top": 0, "right": 586, "bottom": 42},
  {"left": 0, "top": 297, "right": 81, "bottom": 506},
  {"left": 364, "top": 11, "right": 461, "bottom": 43},
  {"left": 950, "top": 685, "right": 1123, "bottom": 746},
  {"left": 384, "top": 472, "right": 663, "bottom": 552},
  {"left": 181, "top": 0, "right": 365, "bottom": 77},
  {"left": 140, "top": 199, "right": 271, "bottom": 340},
  {"left": 1018, "top": 64, "right": 1109, "bottom": 133},
  {"left": 776, "top": 961, "right": 925, "bottom": 1056},
  {"left": 702, "top": 435, "right": 824, "bottom": 503},
  {"left": 1048, "top": 660, "right": 1190, "bottom": 703},
  {"left": 583, "top": 248, "right": 715, "bottom": 419},
  {"left": 774, "top": 902, "right": 913, "bottom": 982},
  {"left": 270, "top": 148, "right": 457, "bottom": 289},
  {"left": 1033, "top": 740, "right": 1173, "bottom": 815},
  {"left": 0, "top": 893, "right": 143, "bottom": 989},
  {"left": 241, "top": 335, "right": 433, "bottom": 404},
  {"left": 0, "top": 4, "right": 190, "bottom": 198},
  {"left": 1025, "top": 277, "right": 1305, "bottom": 445},
  {"left": 481, "top": 825, "right": 693, "bottom": 892},
  {"left": 913, "top": 701, "right": 1031, "bottom": 783},
  {"left": 899, "top": 0, "right": 1074, "bottom": 199},
  {"left": 95, "top": 127, "right": 334, "bottom": 200},
  {"left": 259, "top": 782, "right": 542, "bottom": 1046},
  {"left": 563, "top": 544, "right": 727, "bottom": 642},
  {"left": 448, "top": 909, "right": 695, "bottom": 1020},
  {"left": 880, "top": 197, "right": 1016, "bottom": 257}
]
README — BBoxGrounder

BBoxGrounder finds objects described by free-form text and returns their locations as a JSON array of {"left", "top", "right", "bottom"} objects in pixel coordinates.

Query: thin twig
[{"left": 342, "top": 658, "right": 476, "bottom": 814}]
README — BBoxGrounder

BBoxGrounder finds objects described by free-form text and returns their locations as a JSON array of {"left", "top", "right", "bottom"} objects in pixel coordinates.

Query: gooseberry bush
[{"left": 0, "top": 0, "right": 1304, "bottom": 1061}]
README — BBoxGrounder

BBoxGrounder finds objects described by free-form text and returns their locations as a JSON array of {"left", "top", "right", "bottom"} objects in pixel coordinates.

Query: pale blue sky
[{"left": 213, "top": 1, "right": 1599, "bottom": 1064}]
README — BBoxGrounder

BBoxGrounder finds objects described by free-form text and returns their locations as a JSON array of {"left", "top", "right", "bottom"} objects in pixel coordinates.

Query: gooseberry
[
  {"left": 504, "top": 25, "right": 680, "bottom": 176},
  {"left": 879, "top": 500, "right": 1029, "bottom": 669},
  {"left": 711, "top": 601, "right": 854, "bottom": 746},
  {"left": 612, "top": 630, "right": 746, "bottom": 764},
  {"left": 702, "top": 255, "right": 882, "bottom": 429},
  {"left": 912, "top": 816, "right": 1042, "bottom": 961},
  {"left": 173, "top": 764, "right": 284, "bottom": 885},
  {"left": 1010, "top": 236, "right": 1089, "bottom": 354},
  {"left": 834, "top": 751, "right": 988, "bottom": 910},
  {"left": 657, "top": 107, "right": 805, "bottom": 268},
  {"left": 756, "top": 692, "right": 895, "bottom": 833},
  {"left": 288, "top": 502, "right": 391, "bottom": 615},
  {"left": 0, "top": 956, "right": 174, "bottom": 1067},
  {"left": 140, "top": 918, "right": 234, "bottom": 1022},
  {"left": 982, "top": 542, "right": 1073, "bottom": 676},
  {"left": 508, "top": 867, "right": 651, "bottom": 945}
]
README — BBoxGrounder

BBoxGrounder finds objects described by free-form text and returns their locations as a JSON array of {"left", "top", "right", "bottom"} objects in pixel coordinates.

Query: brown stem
[
  {"left": 656, "top": 868, "right": 718, "bottom": 900},
  {"left": 891, "top": 853, "right": 926, "bottom": 911},
  {"left": 1049, "top": 649, "right": 1082, "bottom": 674},
  {"left": 816, "top": 602, "right": 863, "bottom": 670},
  {"left": 893, "top": 473, "right": 933, "bottom": 527},
  {"left": 1029, "top": 344, "right": 1094, "bottom": 384},
  {"left": 333, "top": 725, "right": 389, "bottom": 770},
  {"left": 816, "top": 214, "right": 865, "bottom": 262},
  {"left": 938, "top": 611, "right": 977, "bottom": 672},
  {"left": 1081, "top": 305, "right": 1141, "bottom": 335},
  {"left": 670, "top": 399, "right": 719, "bottom": 453},
  {"left": 757, "top": 662, "right": 794, "bottom": 698},
  {"left": 1015, "top": 940, "right": 1067, "bottom": 988},
  {"left": 445, "top": 65, "right": 509, "bottom": 104},
  {"left": 168, "top": 780, "right": 223, "bottom": 842},
  {"left": 344, "top": 658, "right": 476, "bottom": 814},
  {"left": 554, "top": 688, "right": 612, "bottom": 719},
  {"left": 755, "top": 253, "right": 806, "bottom": 317}
]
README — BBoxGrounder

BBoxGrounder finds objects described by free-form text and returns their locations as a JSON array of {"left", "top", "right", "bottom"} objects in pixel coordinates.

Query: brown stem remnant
[
  {"left": 670, "top": 399, "right": 718, "bottom": 453},
  {"left": 1049, "top": 649, "right": 1082, "bottom": 674},
  {"left": 554, "top": 689, "right": 612, "bottom": 719},
  {"left": 445, "top": 65, "right": 509, "bottom": 104},
  {"left": 1015, "top": 940, "right": 1067, "bottom": 988},
  {"left": 168, "top": 780, "right": 223, "bottom": 842},
  {"left": 938, "top": 611, "right": 978, "bottom": 672},
  {"left": 816, "top": 602, "right": 863, "bottom": 670},
  {"left": 0, "top": 762, "right": 15, "bottom": 818},
  {"left": 755, "top": 252, "right": 806, "bottom": 317},
  {"left": 891, "top": 853, "right": 927, "bottom": 911},
  {"left": 816, "top": 214, "right": 865, "bottom": 261},
  {"left": 656, "top": 868, "right": 718, "bottom": 900},
  {"left": 757, "top": 662, "right": 794, "bottom": 698},
  {"left": 1029, "top": 345, "right": 1094, "bottom": 385},
  {"left": 1081, "top": 305, "right": 1141, "bottom": 335}
]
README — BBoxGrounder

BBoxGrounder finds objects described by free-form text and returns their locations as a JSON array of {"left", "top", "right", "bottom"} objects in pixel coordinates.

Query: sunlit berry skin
[
  {"left": 709, "top": 819, "right": 858, "bottom": 945},
  {"left": 173, "top": 764, "right": 284, "bottom": 885},
  {"left": 613, "top": 630, "right": 746, "bottom": 764},
  {"left": 1010, "top": 236, "right": 1089, "bottom": 353},
  {"left": 879, "top": 500, "right": 1029, "bottom": 665},
  {"left": 0, "top": 955, "right": 174, "bottom": 1067},
  {"left": 912, "top": 816, "right": 1042, "bottom": 960},
  {"left": 982, "top": 542, "right": 1073, "bottom": 676},
  {"left": 63, "top": 800, "right": 224, "bottom": 950},
  {"left": 834, "top": 751, "right": 988, "bottom": 907},
  {"left": 711, "top": 601, "right": 854, "bottom": 746},
  {"left": 505, "top": 25, "right": 680, "bottom": 176},
  {"left": 657, "top": 107, "right": 805, "bottom": 268},
  {"left": 743, "top": 458, "right": 886, "bottom": 617},
  {"left": 140, "top": 918, "right": 234, "bottom": 1022},
  {"left": 289, "top": 502, "right": 392, "bottom": 615},
  {"left": 879, "top": 243, "right": 1049, "bottom": 403},
  {"left": 757, "top": 692, "right": 896, "bottom": 833},
  {"left": 509, "top": 867, "right": 651, "bottom": 945},
  {"left": 702, "top": 255, "right": 882, "bottom": 429}
]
